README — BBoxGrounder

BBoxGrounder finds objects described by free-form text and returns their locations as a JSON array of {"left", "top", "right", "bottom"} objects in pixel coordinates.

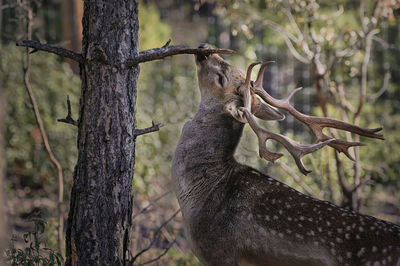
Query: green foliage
[
  {"left": 165, "top": 248, "right": 201, "bottom": 266},
  {"left": 139, "top": 2, "right": 172, "bottom": 50},
  {"left": 1, "top": 45, "right": 80, "bottom": 191},
  {"left": 5, "top": 219, "right": 63, "bottom": 266},
  {"left": 134, "top": 2, "right": 199, "bottom": 195}
]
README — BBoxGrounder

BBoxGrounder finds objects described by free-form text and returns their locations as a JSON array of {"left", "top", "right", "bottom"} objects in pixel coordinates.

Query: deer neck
[{"left": 172, "top": 98, "right": 244, "bottom": 214}]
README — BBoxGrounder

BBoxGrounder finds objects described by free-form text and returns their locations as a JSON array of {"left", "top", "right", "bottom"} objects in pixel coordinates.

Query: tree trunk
[{"left": 66, "top": 1, "right": 139, "bottom": 265}]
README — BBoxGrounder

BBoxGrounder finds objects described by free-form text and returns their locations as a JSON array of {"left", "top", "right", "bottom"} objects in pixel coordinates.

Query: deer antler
[
  {"left": 239, "top": 63, "right": 333, "bottom": 174},
  {"left": 253, "top": 62, "right": 384, "bottom": 160},
  {"left": 240, "top": 61, "right": 384, "bottom": 175}
]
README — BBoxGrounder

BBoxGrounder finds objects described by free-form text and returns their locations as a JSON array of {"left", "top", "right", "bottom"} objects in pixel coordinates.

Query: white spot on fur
[
  {"left": 295, "top": 233, "right": 303, "bottom": 239},
  {"left": 357, "top": 247, "right": 365, "bottom": 257}
]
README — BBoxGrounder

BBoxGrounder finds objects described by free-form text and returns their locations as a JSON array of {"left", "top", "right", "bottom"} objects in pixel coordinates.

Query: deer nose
[{"left": 198, "top": 43, "right": 210, "bottom": 49}]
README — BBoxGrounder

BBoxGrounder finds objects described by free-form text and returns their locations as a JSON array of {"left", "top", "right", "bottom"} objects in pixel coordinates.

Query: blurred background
[{"left": 0, "top": 0, "right": 399, "bottom": 264}]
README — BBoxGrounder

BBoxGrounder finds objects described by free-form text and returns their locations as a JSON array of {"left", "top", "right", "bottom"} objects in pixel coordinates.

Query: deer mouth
[
  {"left": 196, "top": 54, "right": 208, "bottom": 63},
  {"left": 196, "top": 43, "right": 212, "bottom": 63}
]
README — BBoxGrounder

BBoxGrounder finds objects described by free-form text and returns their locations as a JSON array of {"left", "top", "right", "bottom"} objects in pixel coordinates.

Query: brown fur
[{"left": 172, "top": 49, "right": 400, "bottom": 266}]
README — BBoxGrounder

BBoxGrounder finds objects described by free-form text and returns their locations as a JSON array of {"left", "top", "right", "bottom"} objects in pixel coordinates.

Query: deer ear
[{"left": 252, "top": 98, "right": 285, "bottom": 121}]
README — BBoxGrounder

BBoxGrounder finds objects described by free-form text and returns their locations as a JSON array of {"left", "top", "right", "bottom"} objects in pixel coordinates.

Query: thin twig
[
  {"left": 368, "top": 71, "right": 391, "bottom": 102},
  {"left": 16, "top": 40, "right": 83, "bottom": 63},
  {"left": 134, "top": 122, "right": 164, "bottom": 137},
  {"left": 263, "top": 19, "right": 310, "bottom": 64},
  {"left": 354, "top": 28, "right": 380, "bottom": 122},
  {"left": 18, "top": 1, "right": 64, "bottom": 255},
  {"left": 284, "top": 8, "right": 303, "bottom": 41},
  {"left": 133, "top": 239, "right": 176, "bottom": 266},
  {"left": 130, "top": 209, "right": 181, "bottom": 264},
  {"left": 57, "top": 96, "right": 78, "bottom": 127},
  {"left": 132, "top": 190, "right": 172, "bottom": 220},
  {"left": 126, "top": 45, "right": 235, "bottom": 67},
  {"left": 162, "top": 39, "right": 171, "bottom": 48}
]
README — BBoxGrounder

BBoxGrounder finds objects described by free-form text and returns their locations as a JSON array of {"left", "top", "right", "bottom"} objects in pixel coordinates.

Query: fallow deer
[{"left": 172, "top": 44, "right": 400, "bottom": 266}]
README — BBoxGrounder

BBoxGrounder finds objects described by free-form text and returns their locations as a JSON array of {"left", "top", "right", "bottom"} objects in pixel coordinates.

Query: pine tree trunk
[{"left": 66, "top": 1, "right": 139, "bottom": 265}]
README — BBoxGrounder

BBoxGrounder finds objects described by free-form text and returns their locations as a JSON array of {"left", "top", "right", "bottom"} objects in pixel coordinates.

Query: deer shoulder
[{"left": 172, "top": 43, "right": 399, "bottom": 266}]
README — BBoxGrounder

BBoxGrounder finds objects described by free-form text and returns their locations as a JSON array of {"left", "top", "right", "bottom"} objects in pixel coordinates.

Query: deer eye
[{"left": 217, "top": 73, "right": 224, "bottom": 87}]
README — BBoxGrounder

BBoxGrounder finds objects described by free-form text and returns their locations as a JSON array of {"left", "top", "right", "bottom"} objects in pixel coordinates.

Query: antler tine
[
  {"left": 240, "top": 107, "right": 334, "bottom": 175},
  {"left": 254, "top": 61, "right": 275, "bottom": 88},
  {"left": 253, "top": 86, "right": 384, "bottom": 159},
  {"left": 245, "top": 62, "right": 262, "bottom": 88},
  {"left": 239, "top": 83, "right": 333, "bottom": 175}
]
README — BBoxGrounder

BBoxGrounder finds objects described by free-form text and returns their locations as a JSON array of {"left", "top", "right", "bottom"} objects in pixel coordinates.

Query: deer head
[
  {"left": 196, "top": 44, "right": 384, "bottom": 175},
  {"left": 196, "top": 43, "right": 284, "bottom": 123}
]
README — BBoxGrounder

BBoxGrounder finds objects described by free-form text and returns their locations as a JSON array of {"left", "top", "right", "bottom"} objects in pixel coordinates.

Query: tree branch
[
  {"left": 133, "top": 239, "right": 176, "bottom": 266},
  {"left": 19, "top": 5, "right": 64, "bottom": 254},
  {"left": 126, "top": 45, "right": 235, "bottom": 67},
  {"left": 263, "top": 19, "right": 310, "bottom": 64},
  {"left": 16, "top": 40, "right": 84, "bottom": 63},
  {"left": 132, "top": 190, "right": 172, "bottom": 220},
  {"left": 134, "top": 122, "right": 164, "bottom": 137},
  {"left": 368, "top": 71, "right": 391, "bottom": 102},
  {"left": 354, "top": 28, "right": 380, "bottom": 122},
  {"left": 57, "top": 96, "right": 78, "bottom": 127},
  {"left": 16, "top": 40, "right": 235, "bottom": 68},
  {"left": 130, "top": 209, "right": 180, "bottom": 264}
]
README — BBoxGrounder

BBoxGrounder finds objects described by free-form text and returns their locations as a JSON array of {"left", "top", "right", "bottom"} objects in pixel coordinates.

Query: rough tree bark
[{"left": 65, "top": 1, "right": 139, "bottom": 265}]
